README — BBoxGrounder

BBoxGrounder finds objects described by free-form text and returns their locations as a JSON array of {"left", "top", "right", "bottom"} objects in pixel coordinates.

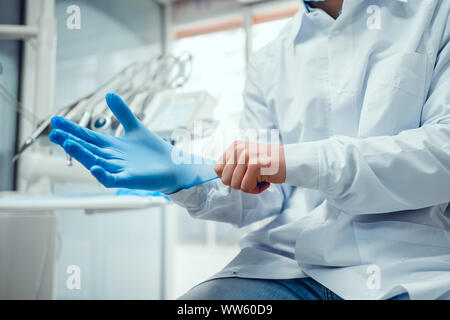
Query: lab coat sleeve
[
  {"left": 169, "top": 181, "right": 289, "bottom": 228},
  {"left": 284, "top": 20, "right": 450, "bottom": 215},
  {"left": 168, "top": 54, "right": 288, "bottom": 227}
]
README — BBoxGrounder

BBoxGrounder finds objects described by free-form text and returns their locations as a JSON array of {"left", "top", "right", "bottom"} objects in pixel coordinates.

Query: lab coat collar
[
  {"left": 287, "top": 3, "right": 307, "bottom": 44},
  {"left": 289, "top": 0, "right": 353, "bottom": 44},
  {"left": 301, "top": 0, "right": 311, "bottom": 13}
]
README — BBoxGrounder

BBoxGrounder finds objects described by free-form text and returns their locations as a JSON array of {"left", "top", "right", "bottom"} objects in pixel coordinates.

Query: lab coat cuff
[
  {"left": 167, "top": 181, "right": 214, "bottom": 210},
  {"left": 283, "top": 142, "right": 320, "bottom": 189}
]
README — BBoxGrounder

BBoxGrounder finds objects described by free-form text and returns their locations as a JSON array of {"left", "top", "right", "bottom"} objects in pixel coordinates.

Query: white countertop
[{"left": 0, "top": 193, "right": 169, "bottom": 213}]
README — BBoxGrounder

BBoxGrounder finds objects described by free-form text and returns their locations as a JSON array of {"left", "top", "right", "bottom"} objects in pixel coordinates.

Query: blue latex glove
[{"left": 49, "top": 93, "right": 218, "bottom": 194}]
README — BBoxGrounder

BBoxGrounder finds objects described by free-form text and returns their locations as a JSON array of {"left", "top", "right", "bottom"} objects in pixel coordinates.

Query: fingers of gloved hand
[
  {"left": 62, "top": 139, "right": 109, "bottom": 171},
  {"left": 90, "top": 165, "right": 118, "bottom": 188},
  {"left": 51, "top": 116, "right": 107, "bottom": 147},
  {"left": 105, "top": 93, "right": 140, "bottom": 132},
  {"left": 50, "top": 129, "right": 112, "bottom": 159}
]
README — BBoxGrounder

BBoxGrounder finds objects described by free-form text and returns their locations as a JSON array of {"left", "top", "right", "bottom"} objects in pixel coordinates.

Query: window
[
  {"left": 169, "top": 13, "right": 295, "bottom": 299},
  {"left": 171, "top": 28, "right": 248, "bottom": 299},
  {"left": 173, "top": 27, "right": 247, "bottom": 132}
]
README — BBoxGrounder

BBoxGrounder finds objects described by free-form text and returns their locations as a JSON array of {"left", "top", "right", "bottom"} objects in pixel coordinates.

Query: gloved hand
[{"left": 49, "top": 93, "right": 218, "bottom": 194}]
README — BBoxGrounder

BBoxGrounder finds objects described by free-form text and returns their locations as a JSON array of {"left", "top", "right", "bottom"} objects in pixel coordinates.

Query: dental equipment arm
[
  {"left": 13, "top": 102, "right": 76, "bottom": 163},
  {"left": 49, "top": 93, "right": 218, "bottom": 194}
]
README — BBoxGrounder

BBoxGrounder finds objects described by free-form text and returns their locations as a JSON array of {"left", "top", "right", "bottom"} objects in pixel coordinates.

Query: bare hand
[{"left": 214, "top": 141, "right": 286, "bottom": 194}]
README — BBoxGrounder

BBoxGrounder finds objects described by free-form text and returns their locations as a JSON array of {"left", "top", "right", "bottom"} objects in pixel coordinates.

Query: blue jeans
[{"left": 178, "top": 277, "right": 410, "bottom": 300}]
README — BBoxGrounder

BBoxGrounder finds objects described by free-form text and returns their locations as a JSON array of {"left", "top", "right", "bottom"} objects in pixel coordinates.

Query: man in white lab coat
[
  {"left": 51, "top": 0, "right": 450, "bottom": 300},
  {"left": 171, "top": 0, "right": 450, "bottom": 300}
]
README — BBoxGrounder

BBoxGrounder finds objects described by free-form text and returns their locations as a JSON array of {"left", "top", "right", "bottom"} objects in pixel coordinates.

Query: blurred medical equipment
[
  {"left": 142, "top": 90, "right": 217, "bottom": 141},
  {"left": 1, "top": 0, "right": 184, "bottom": 301},
  {"left": 12, "top": 102, "right": 76, "bottom": 164},
  {"left": 14, "top": 53, "right": 218, "bottom": 169},
  {"left": 115, "top": 53, "right": 191, "bottom": 131},
  {"left": 1, "top": 76, "right": 45, "bottom": 164},
  {"left": 84, "top": 53, "right": 192, "bottom": 136},
  {"left": 50, "top": 93, "right": 218, "bottom": 194},
  {"left": 13, "top": 60, "right": 137, "bottom": 163},
  {"left": 0, "top": 79, "right": 39, "bottom": 127}
]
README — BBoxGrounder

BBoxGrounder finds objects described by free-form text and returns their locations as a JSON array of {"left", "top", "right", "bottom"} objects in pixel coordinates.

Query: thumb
[{"left": 106, "top": 92, "right": 140, "bottom": 132}]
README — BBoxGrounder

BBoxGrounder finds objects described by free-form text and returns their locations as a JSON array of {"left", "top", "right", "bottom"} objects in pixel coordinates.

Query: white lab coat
[{"left": 170, "top": 0, "right": 450, "bottom": 299}]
